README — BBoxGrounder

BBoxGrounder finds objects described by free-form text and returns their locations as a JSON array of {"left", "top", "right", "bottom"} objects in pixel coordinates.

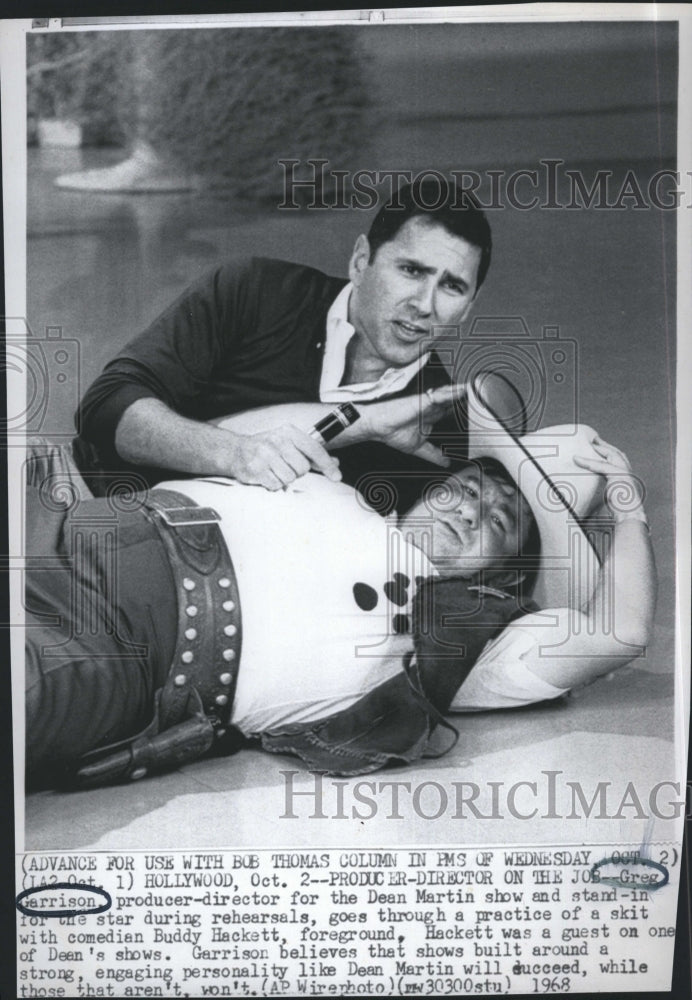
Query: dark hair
[
  {"left": 367, "top": 179, "right": 492, "bottom": 291},
  {"left": 459, "top": 456, "right": 541, "bottom": 599}
]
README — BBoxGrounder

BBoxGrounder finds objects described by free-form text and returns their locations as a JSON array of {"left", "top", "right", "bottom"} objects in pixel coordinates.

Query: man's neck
[{"left": 340, "top": 334, "right": 389, "bottom": 386}]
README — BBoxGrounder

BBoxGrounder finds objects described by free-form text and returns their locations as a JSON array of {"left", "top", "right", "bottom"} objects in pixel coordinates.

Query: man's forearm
[
  {"left": 115, "top": 397, "right": 342, "bottom": 489},
  {"left": 585, "top": 517, "right": 657, "bottom": 649},
  {"left": 115, "top": 398, "right": 232, "bottom": 473},
  {"left": 210, "top": 401, "right": 370, "bottom": 446},
  {"left": 516, "top": 516, "right": 656, "bottom": 694},
  {"left": 212, "top": 388, "right": 459, "bottom": 469},
  {"left": 116, "top": 387, "right": 461, "bottom": 483}
]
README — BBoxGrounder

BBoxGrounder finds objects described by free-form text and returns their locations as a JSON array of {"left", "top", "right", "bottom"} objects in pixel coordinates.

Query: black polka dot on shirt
[
  {"left": 384, "top": 573, "right": 410, "bottom": 607},
  {"left": 353, "top": 582, "right": 379, "bottom": 611},
  {"left": 392, "top": 614, "right": 411, "bottom": 635}
]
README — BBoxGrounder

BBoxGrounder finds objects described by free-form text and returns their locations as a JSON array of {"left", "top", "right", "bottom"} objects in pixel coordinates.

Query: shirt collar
[{"left": 320, "top": 283, "right": 430, "bottom": 402}]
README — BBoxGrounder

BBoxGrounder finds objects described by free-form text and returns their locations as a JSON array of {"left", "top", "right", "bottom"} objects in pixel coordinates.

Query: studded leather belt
[
  {"left": 74, "top": 488, "right": 244, "bottom": 787},
  {"left": 145, "top": 488, "right": 242, "bottom": 732}
]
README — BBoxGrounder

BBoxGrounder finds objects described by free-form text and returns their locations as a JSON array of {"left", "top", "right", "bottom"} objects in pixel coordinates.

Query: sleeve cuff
[{"left": 81, "top": 383, "right": 159, "bottom": 451}]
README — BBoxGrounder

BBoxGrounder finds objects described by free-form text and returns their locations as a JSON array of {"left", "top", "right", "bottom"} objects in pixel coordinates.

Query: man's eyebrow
[
  {"left": 477, "top": 478, "right": 520, "bottom": 524},
  {"left": 496, "top": 501, "right": 517, "bottom": 524},
  {"left": 396, "top": 256, "right": 436, "bottom": 274},
  {"left": 396, "top": 257, "right": 469, "bottom": 290},
  {"left": 441, "top": 270, "right": 469, "bottom": 291}
]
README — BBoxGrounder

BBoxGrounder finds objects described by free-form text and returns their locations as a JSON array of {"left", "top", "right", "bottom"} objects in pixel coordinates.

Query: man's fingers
[
  {"left": 574, "top": 455, "right": 608, "bottom": 470},
  {"left": 259, "top": 469, "right": 287, "bottom": 491},
  {"left": 592, "top": 442, "right": 621, "bottom": 461},
  {"left": 233, "top": 425, "right": 342, "bottom": 490},
  {"left": 594, "top": 435, "right": 624, "bottom": 456},
  {"left": 413, "top": 440, "right": 451, "bottom": 467},
  {"left": 422, "top": 384, "right": 463, "bottom": 416},
  {"left": 592, "top": 436, "right": 629, "bottom": 464},
  {"left": 267, "top": 455, "right": 298, "bottom": 488},
  {"left": 420, "top": 385, "right": 459, "bottom": 419},
  {"left": 278, "top": 440, "right": 311, "bottom": 479},
  {"left": 574, "top": 455, "right": 630, "bottom": 475},
  {"left": 287, "top": 427, "right": 342, "bottom": 481}
]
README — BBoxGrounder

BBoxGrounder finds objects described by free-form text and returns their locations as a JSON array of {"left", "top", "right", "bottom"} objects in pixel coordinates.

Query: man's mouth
[
  {"left": 439, "top": 519, "right": 465, "bottom": 548},
  {"left": 393, "top": 319, "right": 428, "bottom": 340}
]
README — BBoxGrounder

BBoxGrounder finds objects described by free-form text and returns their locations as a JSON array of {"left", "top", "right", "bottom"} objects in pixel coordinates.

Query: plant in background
[
  {"left": 133, "top": 28, "right": 368, "bottom": 199},
  {"left": 27, "top": 27, "right": 368, "bottom": 201},
  {"left": 27, "top": 32, "right": 126, "bottom": 145}
]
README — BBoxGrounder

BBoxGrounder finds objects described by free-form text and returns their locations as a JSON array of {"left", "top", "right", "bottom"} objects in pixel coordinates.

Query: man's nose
[
  {"left": 457, "top": 500, "right": 478, "bottom": 528},
  {"left": 409, "top": 278, "right": 436, "bottom": 316}
]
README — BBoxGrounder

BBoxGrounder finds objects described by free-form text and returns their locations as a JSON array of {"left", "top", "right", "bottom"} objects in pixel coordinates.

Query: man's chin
[
  {"left": 381, "top": 347, "right": 425, "bottom": 369},
  {"left": 383, "top": 328, "right": 430, "bottom": 361}
]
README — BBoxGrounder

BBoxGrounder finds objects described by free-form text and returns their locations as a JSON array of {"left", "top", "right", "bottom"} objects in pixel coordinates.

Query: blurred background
[{"left": 24, "top": 19, "right": 677, "bottom": 675}]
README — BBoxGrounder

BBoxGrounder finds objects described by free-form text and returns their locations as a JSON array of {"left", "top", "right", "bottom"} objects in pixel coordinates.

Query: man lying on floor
[{"left": 24, "top": 386, "right": 655, "bottom": 788}]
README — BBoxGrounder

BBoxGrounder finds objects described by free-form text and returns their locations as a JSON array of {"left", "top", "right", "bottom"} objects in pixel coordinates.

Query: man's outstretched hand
[{"left": 357, "top": 384, "right": 464, "bottom": 467}]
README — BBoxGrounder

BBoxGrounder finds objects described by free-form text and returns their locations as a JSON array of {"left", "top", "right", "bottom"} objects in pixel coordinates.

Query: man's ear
[
  {"left": 457, "top": 297, "right": 476, "bottom": 324},
  {"left": 462, "top": 274, "right": 483, "bottom": 319},
  {"left": 349, "top": 234, "right": 371, "bottom": 285}
]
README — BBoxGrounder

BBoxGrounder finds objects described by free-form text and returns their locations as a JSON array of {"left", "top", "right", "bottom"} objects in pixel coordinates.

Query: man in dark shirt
[{"left": 73, "top": 180, "right": 496, "bottom": 506}]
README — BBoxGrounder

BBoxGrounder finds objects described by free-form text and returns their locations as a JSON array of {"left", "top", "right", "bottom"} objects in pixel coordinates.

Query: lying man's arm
[
  {"left": 451, "top": 439, "right": 656, "bottom": 709},
  {"left": 527, "top": 437, "right": 656, "bottom": 688}
]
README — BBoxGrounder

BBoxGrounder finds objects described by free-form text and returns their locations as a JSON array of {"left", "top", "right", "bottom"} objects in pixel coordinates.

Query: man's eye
[
  {"left": 401, "top": 264, "right": 422, "bottom": 275},
  {"left": 443, "top": 280, "right": 465, "bottom": 294},
  {"left": 463, "top": 484, "right": 477, "bottom": 498},
  {"left": 491, "top": 515, "right": 506, "bottom": 531}
]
